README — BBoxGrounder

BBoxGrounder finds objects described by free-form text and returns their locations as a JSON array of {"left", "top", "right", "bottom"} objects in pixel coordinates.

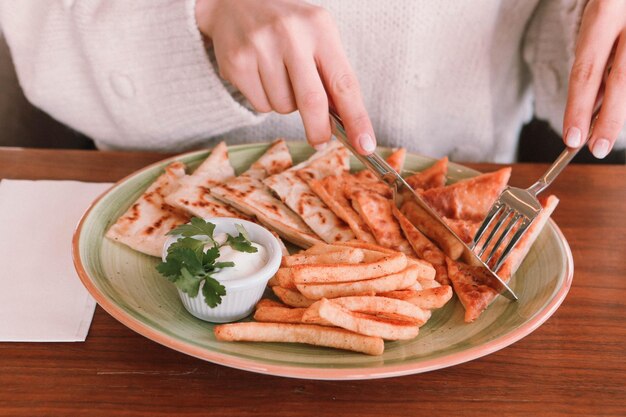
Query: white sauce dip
[{"left": 209, "top": 233, "right": 268, "bottom": 281}]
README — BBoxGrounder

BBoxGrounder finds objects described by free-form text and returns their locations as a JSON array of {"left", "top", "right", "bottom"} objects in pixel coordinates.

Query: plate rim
[{"left": 72, "top": 143, "right": 574, "bottom": 380}]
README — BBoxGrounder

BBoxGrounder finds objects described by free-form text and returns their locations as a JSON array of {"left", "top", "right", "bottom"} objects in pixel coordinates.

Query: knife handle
[{"left": 328, "top": 108, "right": 403, "bottom": 186}]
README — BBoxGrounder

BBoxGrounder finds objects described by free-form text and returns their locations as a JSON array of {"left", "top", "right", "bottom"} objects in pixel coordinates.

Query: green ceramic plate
[{"left": 73, "top": 142, "right": 573, "bottom": 380}]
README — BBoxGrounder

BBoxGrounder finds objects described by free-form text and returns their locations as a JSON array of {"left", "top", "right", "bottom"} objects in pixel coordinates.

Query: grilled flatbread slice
[
  {"left": 164, "top": 141, "right": 247, "bottom": 220},
  {"left": 304, "top": 149, "right": 407, "bottom": 243},
  {"left": 448, "top": 195, "right": 559, "bottom": 322},
  {"left": 349, "top": 189, "right": 415, "bottom": 256},
  {"left": 421, "top": 167, "right": 511, "bottom": 221},
  {"left": 392, "top": 205, "right": 450, "bottom": 284},
  {"left": 385, "top": 148, "right": 407, "bottom": 172},
  {"left": 443, "top": 217, "right": 480, "bottom": 244},
  {"left": 211, "top": 140, "right": 322, "bottom": 248},
  {"left": 400, "top": 198, "right": 464, "bottom": 260},
  {"left": 106, "top": 162, "right": 191, "bottom": 257},
  {"left": 351, "top": 148, "right": 406, "bottom": 185},
  {"left": 264, "top": 142, "right": 355, "bottom": 243},
  {"left": 405, "top": 157, "right": 448, "bottom": 191},
  {"left": 345, "top": 175, "right": 393, "bottom": 198},
  {"left": 491, "top": 195, "right": 559, "bottom": 280},
  {"left": 241, "top": 138, "right": 293, "bottom": 180},
  {"left": 446, "top": 258, "right": 499, "bottom": 323},
  {"left": 306, "top": 173, "right": 376, "bottom": 243}
]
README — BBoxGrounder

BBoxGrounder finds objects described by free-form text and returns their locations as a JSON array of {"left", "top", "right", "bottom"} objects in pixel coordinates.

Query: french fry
[
  {"left": 331, "top": 241, "right": 399, "bottom": 263},
  {"left": 433, "top": 263, "right": 451, "bottom": 286},
  {"left": 214, "top": 322, "right": 385, "bottom": 356},
  {"left": 255, "top": 298, "right": 286, "bottom": 309},
  {"left": 313, "top": 298, "right": 420, "bottom": 340},
  {"left": 296, "top": 264, "right": 420, "bottom": 300},
  {"left": 292, "top": 252, "right": 407, "bottom": 284},
  {"left": 332, "top": 296, "right": 431, "bottom": 325},
  {"left": 302, "top": 243, "right": 347, "bottom": 255},
  {"left": 406, "top": 281, "right": 423, "bottom": 291},
  {"left": 272, "top": 286, "right": 315, "bottom": 308},
  {"left": 380, "top": 285, "right": 453, "bottom": 310},
  {"left": 254, "top": 305, "right": 307, "bottom": 324},
  {"left": 405, "top": 257, "right": 436, "bottom": 280},
  {"left": 416, "top": 276, "right": 441, "bottom": 289},
  {"left": 273, "top": 267, "right": 296, "bottom": 289},
  {"left": 359, "top": 249, "right": 388, "bottom": 263},
  {"left": 282, "top": 247, "right": 364, "bottom": 267},
  {"left": 255, "top": 301, "right": 332, "bottom": 325},
  {"left": 334, "top": 240, "right": 397, "bottom": 254},
  {"left": 300, "top": 300, "right": 324, "bottom": 324}
]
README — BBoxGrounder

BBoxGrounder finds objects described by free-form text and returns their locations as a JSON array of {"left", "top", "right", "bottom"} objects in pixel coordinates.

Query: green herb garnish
[
  {"left": 226, "top": 224, "right": 259, "bottom": 253},
  {"left": 156, "top": 218, "right": 257, "bottom": 307}
]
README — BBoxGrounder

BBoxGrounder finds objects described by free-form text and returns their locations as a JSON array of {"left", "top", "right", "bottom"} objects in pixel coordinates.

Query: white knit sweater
[{"left": 1, "top": 0, "right": 622, "bottom": 162}]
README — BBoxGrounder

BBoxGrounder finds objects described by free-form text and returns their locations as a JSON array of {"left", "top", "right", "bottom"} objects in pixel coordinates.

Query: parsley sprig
[{"left": 156, "top": 218, "right": 258, "bottom": 307}]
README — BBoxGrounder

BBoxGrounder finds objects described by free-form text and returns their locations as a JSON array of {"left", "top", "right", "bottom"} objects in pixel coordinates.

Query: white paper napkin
[{"left": 0, "top": 179, "right": 112, "bottom": 342}]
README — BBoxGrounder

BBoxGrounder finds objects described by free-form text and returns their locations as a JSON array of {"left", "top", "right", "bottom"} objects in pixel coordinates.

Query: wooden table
[{"left": 1, "top": 148, "right": 624, "bottom": 417}]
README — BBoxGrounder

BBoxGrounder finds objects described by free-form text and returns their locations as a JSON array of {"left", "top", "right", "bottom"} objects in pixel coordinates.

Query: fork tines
[{"left": 470, "top": 199, "right": 533, "bottom": 273}]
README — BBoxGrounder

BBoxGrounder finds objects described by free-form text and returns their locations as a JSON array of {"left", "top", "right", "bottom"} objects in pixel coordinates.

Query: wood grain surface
[{"left": 0, "top": 148, "right": 624, "bottom": 417}]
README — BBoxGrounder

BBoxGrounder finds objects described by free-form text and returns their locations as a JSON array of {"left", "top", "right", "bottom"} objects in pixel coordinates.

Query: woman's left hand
[{"left": 563, "top": 0, "right": 626, "bottom": 158}]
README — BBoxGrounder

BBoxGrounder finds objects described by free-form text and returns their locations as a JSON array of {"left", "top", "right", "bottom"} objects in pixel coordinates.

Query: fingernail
[
  {"left": 358, "top": 133, "right": 376, "bottom": 153},
  {"left": 592, "top": 138, "right": 610, "bottom": 159},
  {"left": 565, "top": 127, "right": 582, "bottom": 148},
  {"left": 313, "top": 142, "right": 328, "bottom": 151}
]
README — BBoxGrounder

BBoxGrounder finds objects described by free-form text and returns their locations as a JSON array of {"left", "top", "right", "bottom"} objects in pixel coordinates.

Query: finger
[
  {"left": 214, "top": 46, "right": 272, "bottom": 113},
  {"left": 316, "top": 34, "right": 376, "bottom": 155},
  {"left": 232, "top": 66, "right": 273, "bottom": 113},
  {"left": 562, "top": 5, "right": 619, "bottom": 149},
  {"left": 258, "top": 54, "right": 297, "bottom": 115},
  {"left": 589, "top": 33, "right": 626, "bottom": 158},
  {"left": 285, "top": 53, "right": 331, "bottom": 149}
]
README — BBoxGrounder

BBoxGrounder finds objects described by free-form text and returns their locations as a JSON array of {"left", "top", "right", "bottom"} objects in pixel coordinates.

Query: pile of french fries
[{"left": 214, "top": 241, "right": 453, "bottom": 355}]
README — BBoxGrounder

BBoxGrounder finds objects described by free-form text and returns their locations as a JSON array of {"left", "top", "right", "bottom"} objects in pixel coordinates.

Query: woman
[{"left": 0, "top": 0, "right": 624, "bottom": 162}]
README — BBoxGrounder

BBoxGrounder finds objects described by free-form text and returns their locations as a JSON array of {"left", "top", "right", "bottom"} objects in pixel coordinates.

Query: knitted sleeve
[
  {"left": 523, "top": 0, "right": 625, "bottom": 149},
  {"left": 0, "top": 0, "right": 264, "bottom": 151}
]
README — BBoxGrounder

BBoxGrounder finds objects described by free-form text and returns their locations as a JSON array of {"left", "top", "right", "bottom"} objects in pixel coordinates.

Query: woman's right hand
[{"left": 195, "top": 0, "right": 376, "bottom": 154}]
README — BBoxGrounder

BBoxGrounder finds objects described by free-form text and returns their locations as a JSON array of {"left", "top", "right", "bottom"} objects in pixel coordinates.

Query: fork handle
[
  {"left": 328, "top": 108, "right": 402, "bottom": 186},
  {"left": 528, "top": 106, "right": 601, "bottom": 196}
]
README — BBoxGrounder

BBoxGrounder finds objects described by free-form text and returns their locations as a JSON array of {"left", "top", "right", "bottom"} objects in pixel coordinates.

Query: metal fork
[{"left": 470, "top": 107, "right": 601, "bottom": 273}]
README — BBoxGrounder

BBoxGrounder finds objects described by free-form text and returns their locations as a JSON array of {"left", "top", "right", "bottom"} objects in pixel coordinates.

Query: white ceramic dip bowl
[{"left": 162, "top": 217, "right": 282, "bottom": 323}]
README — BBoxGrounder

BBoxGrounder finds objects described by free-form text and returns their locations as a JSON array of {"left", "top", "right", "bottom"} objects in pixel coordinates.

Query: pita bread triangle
[
  {"left": 164, "top": 141, "right": 249, "bottom": 220},
  {"left": 264, "top": 142, "right": 356, "bottom": 243},
  {"left": 351, "top": 148, "right": 406, "bottom": 184},
  {"left": 491, "top": 195, "right": 559, "bottom": 280},
  {"left": 446, "top": 258, "right": 500, "bottom": 322},
  {"left": 241, "top": 138, "right": 293, "bottom": 180},
  {"left": 211, "top": 139, "right": 323, "bottom": 248},
  {"left": 349, "top": 188, "right": 415, "bottom": 256},
  {"left": 307, "top": 173, "right": 377, "bottom": 243},
  {"left": 385, "top": 148, "right": 407, "bottom": 172},
  {"left": 442, "top": 217, "right": 481, "bottom": 244},
  {"left": 421, "top": 167, "right": 511, "bottom": 221},
  {"left": 106, "top": 162, "right": 191, "bottom": 257},
  {"left": 303, "top": 149, "right": 406, "bottom": 244},
  {"left": 392, "top": 205, "right": 450, "bottom": 284},
  {"left": 405, "top": 157, "right": 448, "bottom": 190},
  {"left": 448, "top": 195, "right": 559, "bottom": 321}
]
